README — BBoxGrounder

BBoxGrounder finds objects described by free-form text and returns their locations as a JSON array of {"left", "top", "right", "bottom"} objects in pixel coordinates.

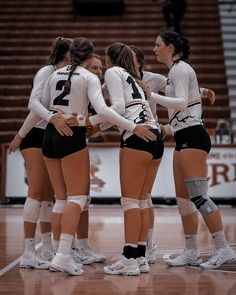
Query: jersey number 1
[{"left": 126, "top": 76, "right": 142, "bottom": 99}]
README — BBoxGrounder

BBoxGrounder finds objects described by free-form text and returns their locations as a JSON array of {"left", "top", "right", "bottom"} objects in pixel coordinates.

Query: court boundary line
[{"left": 0, "top": 242, "right": 42, "bottom": 277}]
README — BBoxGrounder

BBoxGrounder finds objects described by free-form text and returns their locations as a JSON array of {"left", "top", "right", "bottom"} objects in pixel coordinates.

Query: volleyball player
[
  {"left": 130, "top": 45, "right": 216, "bottom": 264},
  {"left": 39, "top": 37, "right": 155, "bottom": 276},
  {"left": 73, "top": 54, "right": 106, "bottom": 264},
  {"left": 140, "top": 31, "right": 236, "bottom": 269},
  {"left": 8, "top": 37, "right": 72, "bottom": 269},
  {"left": 84, "top": 42, "right": 164, "bottom": 275}
]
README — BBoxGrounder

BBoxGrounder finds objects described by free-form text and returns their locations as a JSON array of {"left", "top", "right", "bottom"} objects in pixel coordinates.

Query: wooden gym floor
[{"left": 0, "top": 205, "right": 235, "bottom": 295}]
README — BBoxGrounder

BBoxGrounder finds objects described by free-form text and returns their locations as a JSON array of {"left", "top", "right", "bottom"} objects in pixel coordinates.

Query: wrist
[
  {"left": 18, "top": 131, "right": 25, "bottom": 139},
  {"left": 76, "top": 114, "right": 86, "bottom": 126}
]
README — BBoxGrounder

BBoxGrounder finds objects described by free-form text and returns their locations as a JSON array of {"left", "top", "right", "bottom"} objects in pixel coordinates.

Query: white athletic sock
[
  {"left": 147, "top": 228, "right": 154, "bottom": 248},
  {"left": 212, "top": 230, "right": 228, "bottom": 250},
  {"left": 78, "top": 238, "right": 89, "bottom": 249},
  {"left": 41, "top": 232, "right": 52, "bottom": 248},
  {"left": 185, "top": 234, "right": 198, "bottom": 250},
  {"left": 71, "top": 237, "right": 76, "bottom": 249},
  {"left": 58, "top": 234, "right": 74, "bottom": 255},
  {"left": 53, "top": 240, "right": 60, "bottom": 252},
  {"left": 125, "top": 243, "right": 137, "bottom": 248},
  {"left": 24, "top": 238, "right": 35, "bottom": 254}
]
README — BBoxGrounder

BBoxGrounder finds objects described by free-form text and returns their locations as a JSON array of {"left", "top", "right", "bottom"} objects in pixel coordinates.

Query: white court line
[{"left": 0, "top": 242, "right": 42, "bottom": 277}]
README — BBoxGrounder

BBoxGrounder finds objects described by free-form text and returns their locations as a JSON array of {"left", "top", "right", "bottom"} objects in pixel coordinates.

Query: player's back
[{"left": 47, "top": 65, "right": 102, "bottom": 116}]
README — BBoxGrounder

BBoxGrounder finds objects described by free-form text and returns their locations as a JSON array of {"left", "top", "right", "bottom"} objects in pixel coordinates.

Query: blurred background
[{"left": 0, "top": 0, "right": 236, "bottom": 205}]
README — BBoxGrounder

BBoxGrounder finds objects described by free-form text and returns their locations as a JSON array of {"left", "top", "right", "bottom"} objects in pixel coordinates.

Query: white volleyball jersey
[
  {"left": 150, "top": 60, "right": 203, "bottom": 132},
  {"left": 142, "top": 70, "right": 167, "bottom": 122},
  {"left": 18, "top": 65, "right": 56, "bottom": 137},
  {"left": 104, "top": 66, "right": 158, "bottom": 139},
  {"left": 41, "top": 65, "right": 136, "bottom": 132},
  {"left": 28, "top": 65, "right": 56, "bottom": 128},
  {"left": 99, "top": 69, "right": 167, "bottom": 132}
]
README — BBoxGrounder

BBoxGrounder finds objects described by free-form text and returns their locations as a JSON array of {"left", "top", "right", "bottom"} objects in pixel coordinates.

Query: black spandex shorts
[
  {"left": 120, "top": 129, "right": 164, "bottom": 160},
  {"left": 20, "top": 127, "right": 44, "bottom": 151},
  {"left": 42, "top": 123, "right": 87, "bottom": 159},
  {"left": 174, "top": 125, "right": 211, "bottom": 153}
]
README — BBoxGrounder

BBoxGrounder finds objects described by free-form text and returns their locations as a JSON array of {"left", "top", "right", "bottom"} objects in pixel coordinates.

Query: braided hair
[{"left": 64, "top": 37, "right": 94, "bottom": 94}]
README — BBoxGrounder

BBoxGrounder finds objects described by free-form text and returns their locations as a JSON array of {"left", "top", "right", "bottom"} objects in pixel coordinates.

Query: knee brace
[
  {"left": 52, "top": 199, "right": 66, "bottom": 214},
  {"left": 67, "top": 195, "right": 88, "bottom": 211},
  {"left": 39, "top": 201, "right": 53, "bottom": 222},
  {"left": 147, "top": 194, "right": 153, "bottom": 208},
  {"left": 83, "top": 195, "right": 91, "bottom": 211},
  {"left": 176, "top": 197, "right": 197, "bottom": 216},
  {"left": 185, "top": 177, "right": 218, "bottom": 216},
  {"left": 120, "top": 197, "right": 140, "bottom": 212},
  {"left": 23, "top": 197, "right": 41, "bottom": 223},
  {"left": 139, "top": 199, "right": 149, "bottom": 210}
]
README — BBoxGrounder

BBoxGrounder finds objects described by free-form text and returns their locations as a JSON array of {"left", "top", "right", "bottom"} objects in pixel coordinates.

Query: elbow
[
  {"left": 28, "top": 101, "right": 33, "bottom": 111},
  {"left": 111, "top": 102, "right": 125, "bottom": 115},
  {"left": 176, "top": 100, "right": 187, "bottom": 111}
]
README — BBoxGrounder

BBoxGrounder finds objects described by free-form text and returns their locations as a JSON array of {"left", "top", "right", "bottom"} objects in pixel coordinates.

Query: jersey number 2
[{"left": 53, "top": 80, "right": 69, "bottom": 106}]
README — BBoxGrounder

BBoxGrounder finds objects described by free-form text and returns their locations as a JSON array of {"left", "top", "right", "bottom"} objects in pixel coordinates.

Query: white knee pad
[
  {"left": 120, "top": 197, "right": 140, "bottom": 212},
  {"left": 23, "top": 197, "right": 41, "bottom": 223},
  {"left": 52, "top": 199, "right": 67, "bottom": 214},
  {"left": 176, "top": 197, "right": 197, "bottom": 216},
  {"left": 147, "top": 194, "right": 153, "bottom": 208},
  {"left": 140, "top": 199, "right": 149, "bottom": 210},
  {"left": 39, "top": 201, "right": 53, "bottom": 222},
  {"left": 67, "top": 195, "right": 88, "bottom": 211},
  {"left": 83, "top": 195, "right": 91, "bottom": 211}
]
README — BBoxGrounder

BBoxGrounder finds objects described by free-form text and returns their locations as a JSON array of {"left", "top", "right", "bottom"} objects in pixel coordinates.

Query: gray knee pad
[{"left": 185, "top": 177, "right": 217, "bottom": 216}]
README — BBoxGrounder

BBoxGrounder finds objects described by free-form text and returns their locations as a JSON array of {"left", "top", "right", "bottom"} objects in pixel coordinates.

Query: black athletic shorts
[
  {"left": 174, "top": 125, "right": 211, "bottom": 153},
  {"left": 20, "top": 127, "right": 44, "bottom": 151},
  {"left": 42, "top": 123, "right": 87, "bottom": 159},
  {"left": 120, "top": 129, "right": 164, "bottom": 160}
]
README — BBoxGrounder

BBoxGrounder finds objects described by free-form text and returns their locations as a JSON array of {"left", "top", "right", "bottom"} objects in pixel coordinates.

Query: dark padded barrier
[{"left": 73, "top": 0, "right": 125, "bottom": 15}]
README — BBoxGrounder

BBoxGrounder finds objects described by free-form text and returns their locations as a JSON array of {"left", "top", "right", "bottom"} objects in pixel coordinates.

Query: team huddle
[{"left": 9, "top": 32, "right": 236, "bottom": 276}]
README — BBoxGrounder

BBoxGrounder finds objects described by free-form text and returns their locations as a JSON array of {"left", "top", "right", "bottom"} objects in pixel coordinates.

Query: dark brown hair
[
  {"left": 106, "top": 42, "right": 139, "bottom": 79},
  {"left": 46, "top": 37, "right": 72, "bottom": 65},
  {"left": 159, "top": 31, "right": 190, "bottom": 61},
  {"left": 130, "top": 45, "right": 145, "bottom": 71},
  {"left": 64, "top": 37, "right": 94, "bottom": 94}
]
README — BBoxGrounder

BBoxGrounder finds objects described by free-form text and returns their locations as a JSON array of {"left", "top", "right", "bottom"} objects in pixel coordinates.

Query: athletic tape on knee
[
  {"left": 185, "top": 177, "right": 217, "bottom": 216},
  {"left": 52, "top": 199, "right": 66, "bottom": 214},
  {"left": 120, "top": 197, "right": 140, "bottom": 212},
  {"left": 176, "top": 197, "right": 197, "bottom": 216},
  {"left": 147, "top": 194, "right": 153, "bottom": 208},
  {"left": 23, "top": 197, "right": 41, "bottom": 223},
  {"left": 39, "top": 201, "right": 53, "bottom": 222},
  {"left": 67, "top": 195, "right": 88, "bottom": 211},
  {"left": 83, "top": 195, "right": 91, "bottom": 211},
  {"left": 140, "top": 199, "right": 149, "bottom": 210}
]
